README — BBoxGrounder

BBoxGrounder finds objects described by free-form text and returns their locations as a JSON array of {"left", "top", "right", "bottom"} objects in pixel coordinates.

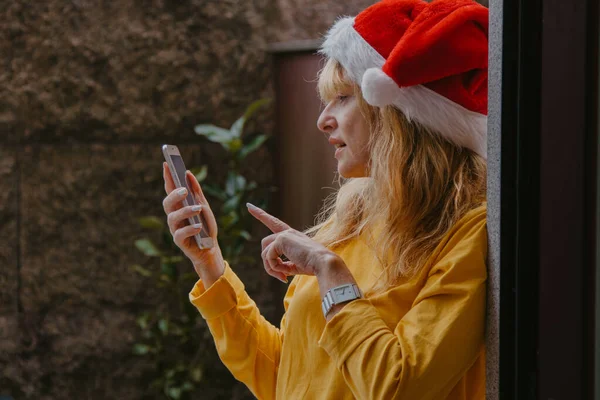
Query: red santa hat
[{"left": 319, "top": 0, "right": 489, "bottom": 159}]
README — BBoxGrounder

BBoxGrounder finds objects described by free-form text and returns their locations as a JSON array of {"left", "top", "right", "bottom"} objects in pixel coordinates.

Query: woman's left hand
[{"left": 246, "top": 203, "right": 341, "bottom": 283}]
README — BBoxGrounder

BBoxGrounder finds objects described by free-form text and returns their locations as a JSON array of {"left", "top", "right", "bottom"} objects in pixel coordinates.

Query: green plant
[{"left": 130, "top": 99, "right": 273, "bottom": 400}]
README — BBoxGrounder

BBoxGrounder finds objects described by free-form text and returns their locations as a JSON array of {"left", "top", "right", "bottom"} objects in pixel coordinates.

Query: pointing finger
[{"left": 246, "top": 203, "right": 291, "bottom": 233}]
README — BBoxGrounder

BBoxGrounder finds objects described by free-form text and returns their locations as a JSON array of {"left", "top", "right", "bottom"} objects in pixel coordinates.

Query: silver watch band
[{"left": 321, "top": 283, "right": 362, "bottom": 317}]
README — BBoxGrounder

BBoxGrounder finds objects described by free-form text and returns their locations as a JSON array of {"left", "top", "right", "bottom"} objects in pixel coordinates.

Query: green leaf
[
  {"left": 158, "top": 278, "right": 169, "bottom": 286},
  {"left": 190, "top": 165, "right": 208, "bottom": 183},
  {"left": 136, "top": 314, "right": 150, "bottom": 330},
  {"left": 230, "top": 229, "right": 251, "bottom": 241},
  {"left": 232, "top": 241, "right": 244, "bottom": 256},
  {"left": 236, "top": 174, "right": 247, "bottom": 191},
  {"left": 246, "top": 181, "right": 258, "bottom": 191},
  {"left": 230, "top": 98, "right": 271, "bottom": 139},
  {"left": 181, "top": 382, "right": 194, "bottom": 392},
  {"left": 243, "top": 98, "right": 272, "bottom": 121},
  {"left": 168, "top": 321, "right": 184, "bottom": 336},
  {"left": 138, "top": 216, "right": 164, "bottom": 230},
  {"left": 194, "top": 124, "right": 234, "bottom": 144},
  {"left": 135, "top": 239, "right": 162, "bottom": 257},
  {"left": 158, "top": 319, "right": 169, "bottom": 335},
  {"left": 228, "top": 138, "right": 243, "bottom": 153},
  {"left": 222, "top": 194, "right": 241, "bottom": 214},
  {"left": 230, "top": 116, "right": 245, "bottom": 139},
  {"left": 161, "top": 262, "right": 178, "bottom": 280},
  {"left": 181, "top": 271, "right": 198, "bottom": 280},
  {"left": 225, "top": 172, "right": 236, "bottom": 196},
  {"left": 130, "top": 264, "right": 152, "bottom": 277},
  {"left": 202, "top": 184, "right": 226, "bottom": 200},
  {"left": 133, "top": 343, "right": 151, "bottom": 355},
  {"left": 167, "top": 387, "right": 182, "bottom": 400},
  {"left": 162, "top": 231, "right": 179, "bottom": 252},
  {"left": 190, "top": 367, "right": 203, "bottom": 383},
  {"left": 162, "top": 255, "right": 184, "bottom": 264},
  {"left": 239, "top": 134, "right": 269, "bottom": 160},
  {"left": 165, "top": 369, "right": 176, "bottom": 379},
  {"left": 225, "top": 172, "right": 246, "bottom": 196},
  {"left": 220, "top": 211, "right": 239, "bottom": 229}
]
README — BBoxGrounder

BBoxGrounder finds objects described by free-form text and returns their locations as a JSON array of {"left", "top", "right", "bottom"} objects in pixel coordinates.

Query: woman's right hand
[{"left": 162, "top": 162, "right": 225, "bottom": 279}]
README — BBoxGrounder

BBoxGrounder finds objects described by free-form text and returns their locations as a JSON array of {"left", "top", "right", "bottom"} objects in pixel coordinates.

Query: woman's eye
[{"left": 337, "top": 95, "right": 349, "bottom": 102}]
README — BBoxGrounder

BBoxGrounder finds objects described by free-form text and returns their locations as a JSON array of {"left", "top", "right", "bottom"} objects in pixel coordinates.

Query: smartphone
[{"left": 162, "top": 144, "right": 214, "bottom": 249}]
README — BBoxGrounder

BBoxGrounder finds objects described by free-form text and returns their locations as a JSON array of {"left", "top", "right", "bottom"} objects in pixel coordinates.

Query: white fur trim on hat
[
  {"left": 318, "top": 17, "right": 384, "bottom": 85},
  {"left": 362, "top": 67, "right": 487, "bottom": 159}
]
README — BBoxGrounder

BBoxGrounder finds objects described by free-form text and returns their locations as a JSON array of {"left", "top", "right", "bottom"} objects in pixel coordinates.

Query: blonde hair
[{"left": 304, "top": 58, "right": 487, "bottom": 296}]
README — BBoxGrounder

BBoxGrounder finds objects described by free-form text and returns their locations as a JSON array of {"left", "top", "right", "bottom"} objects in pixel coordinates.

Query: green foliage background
[{"left": 130, "top": 99, "right": 273, "bottom": 400}]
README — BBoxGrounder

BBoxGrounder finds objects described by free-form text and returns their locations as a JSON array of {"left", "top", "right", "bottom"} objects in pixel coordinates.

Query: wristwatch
[{"left": 321, "top": 283, "right": 362, "bottom": 317}]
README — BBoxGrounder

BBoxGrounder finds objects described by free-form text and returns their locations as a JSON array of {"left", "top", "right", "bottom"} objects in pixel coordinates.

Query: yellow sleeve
[
  {"left": 189, "top": 261, "right": 297, "bottom": 400},
  {"left": 317, "top": 213, "right": 487, "bottom": 400}
]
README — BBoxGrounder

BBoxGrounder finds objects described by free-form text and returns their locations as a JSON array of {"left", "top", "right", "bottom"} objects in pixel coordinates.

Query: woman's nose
[{"left": 317, "top": 109, "right": 337, "bottom": 134}]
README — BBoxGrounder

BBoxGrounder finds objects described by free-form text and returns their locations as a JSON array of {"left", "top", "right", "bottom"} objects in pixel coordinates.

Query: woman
[{"left": 162, "top": 0, "right": 489, "bottom": 398}]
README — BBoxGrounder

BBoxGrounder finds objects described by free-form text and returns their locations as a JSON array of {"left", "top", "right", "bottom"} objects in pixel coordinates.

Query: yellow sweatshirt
[{"left": 189, "top": 204, "right": 487, "bottom": 399}]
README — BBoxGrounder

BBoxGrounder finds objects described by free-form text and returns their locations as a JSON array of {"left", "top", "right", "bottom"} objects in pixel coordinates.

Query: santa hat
[{"left": 319, "top": 0, "right": 489, "bottom": 159}]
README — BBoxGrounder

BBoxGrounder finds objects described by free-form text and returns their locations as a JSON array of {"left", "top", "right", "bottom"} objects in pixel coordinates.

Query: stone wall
[{"left": 0, "top": 0, "right": 374, "bottom": 399}]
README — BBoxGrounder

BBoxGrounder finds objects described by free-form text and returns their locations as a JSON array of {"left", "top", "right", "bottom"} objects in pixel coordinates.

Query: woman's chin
[
  {"left": 337, "top": 163, "right": 349, "bottom": 178},
  {"left": 337, "top": 163, "right": 367, "bottom": 179}
]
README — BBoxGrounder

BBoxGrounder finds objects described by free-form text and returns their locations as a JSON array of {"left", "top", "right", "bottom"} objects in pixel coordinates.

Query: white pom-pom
[{"left": 361, "top": 68, "right": 400, "bottom": 107}]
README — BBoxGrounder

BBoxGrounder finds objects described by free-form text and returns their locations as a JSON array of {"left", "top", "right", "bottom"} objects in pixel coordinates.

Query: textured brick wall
[{"left": 0, "top": 1, "right": 374, "bottom": 399}]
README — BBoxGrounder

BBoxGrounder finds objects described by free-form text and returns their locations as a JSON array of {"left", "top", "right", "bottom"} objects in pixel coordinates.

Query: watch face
[{"left": 333, "top": 285, "right": 356, "bottom": 303}]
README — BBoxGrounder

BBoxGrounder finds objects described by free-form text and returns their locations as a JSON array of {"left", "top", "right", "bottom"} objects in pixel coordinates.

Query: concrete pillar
[{"left": 486, "top": 0, "right": 502, "bottom": 398}]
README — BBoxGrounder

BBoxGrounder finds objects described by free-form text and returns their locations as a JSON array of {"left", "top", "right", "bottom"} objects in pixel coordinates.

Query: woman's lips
[{"left": 335, "top": 145, "right": 346, "bottom": 157}]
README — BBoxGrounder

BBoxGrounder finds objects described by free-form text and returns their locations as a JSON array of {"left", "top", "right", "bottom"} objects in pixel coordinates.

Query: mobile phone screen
[{"left": 170, "top": 154, "right": 209, "bottom": 237}]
